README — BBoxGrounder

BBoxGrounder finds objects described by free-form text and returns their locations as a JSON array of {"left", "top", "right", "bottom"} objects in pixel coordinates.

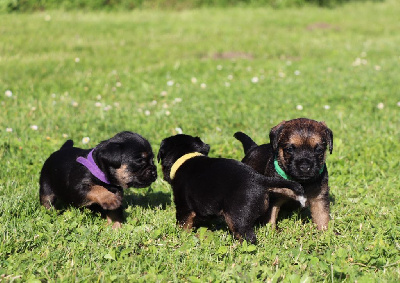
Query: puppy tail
[
  {"left": 233, "top": 132, "right": 258, "bottom": 155},
  {"left": 60, "top": 140, "right": 74, "bottom": 150}
]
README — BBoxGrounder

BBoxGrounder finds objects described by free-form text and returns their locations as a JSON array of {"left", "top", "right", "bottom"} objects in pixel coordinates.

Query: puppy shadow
[{"left": 124, "top": 187, "right": 171, "bottom": 210}]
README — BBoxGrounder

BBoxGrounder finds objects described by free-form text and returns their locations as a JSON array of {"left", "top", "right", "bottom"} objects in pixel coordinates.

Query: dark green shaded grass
[{"left": 1, "top": 0, "right": 400, "bottom": 281}]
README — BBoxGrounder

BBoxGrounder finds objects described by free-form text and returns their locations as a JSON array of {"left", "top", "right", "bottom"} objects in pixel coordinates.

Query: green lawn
[{"left": 1, "top": 0, "right": 400, "bottom": 281}]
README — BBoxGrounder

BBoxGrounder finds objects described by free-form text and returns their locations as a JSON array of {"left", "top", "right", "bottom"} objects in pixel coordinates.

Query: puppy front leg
[
  {"left": 309, "top": 197, "right": 330, "bottom": 230},
  {"left": 176, "top": 210, "right": 196, "bottom": 231},
  {"left": 85, "top": 185, "right": 122, "bottom": 210},
  {"left": 106, "top": 207, "right": 124, "bottom": 229}
]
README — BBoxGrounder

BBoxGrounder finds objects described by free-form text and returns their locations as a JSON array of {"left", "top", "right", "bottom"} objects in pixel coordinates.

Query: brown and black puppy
[
  {"left": 157, "top": 134, "right": 306, "bottom": 244},
  {"left": 39, "top": 131, "right": 157, "bottom": 228},
  {"left": 234, "top": 118, "right": 333, "bottom": 230}
]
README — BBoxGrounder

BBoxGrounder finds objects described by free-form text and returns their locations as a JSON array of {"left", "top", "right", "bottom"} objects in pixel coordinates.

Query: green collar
[{"left": 274, "top": 159, "right": 324, "bottom": 180}]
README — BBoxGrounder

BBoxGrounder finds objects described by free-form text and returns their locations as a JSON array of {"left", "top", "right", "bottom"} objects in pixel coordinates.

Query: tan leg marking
[
  {"left": 85, "top": 185, "right": 122, "bottom": 210},
  {"left": 106, "top": 210, "right": 123, "bottom": 229},
  {"left": 309, "top": 198, "right": 330, "bottom": 230},
  {"left": 222, "top": 212, "right": 243, "bottom": 241},
  {"left": 180, "top": 211, "right": 196, "bottom": 231},
  {"left": 40, "top": 194, "right": 56, "bottom": 209}
]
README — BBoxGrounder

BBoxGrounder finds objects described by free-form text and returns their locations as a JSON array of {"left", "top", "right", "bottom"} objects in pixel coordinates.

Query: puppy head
[
  {"left": 270, "top": 118, "right": 333, "bottom": 182},
  {"left": 94, "top": 131, "right": 157, "bottom": 189},
  {"left": 157, "top": 134, "right": 210, "bottom": 183}
]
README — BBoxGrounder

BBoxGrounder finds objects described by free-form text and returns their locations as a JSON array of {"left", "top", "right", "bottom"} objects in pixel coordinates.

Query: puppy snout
[{"left": 298, "top": 159, "right": 313, "bottom": 173}]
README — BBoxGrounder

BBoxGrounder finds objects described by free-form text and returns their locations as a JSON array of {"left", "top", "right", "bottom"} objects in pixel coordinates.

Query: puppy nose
[{"left": 298, "top": 159, "right": 313, "bottom": 173}]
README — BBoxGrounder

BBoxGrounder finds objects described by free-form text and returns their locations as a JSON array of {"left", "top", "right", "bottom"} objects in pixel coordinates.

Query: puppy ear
[
  {"left": 194, "top": 137, "right": 210, "bottom": 155},
  {"left": 97, "top": 142, "right": 122, "bottom": 168},
  {"left": 157, "top": 141, "right": 165, "bottom": 163},
  {"left": 269, "top": 121, "right": 286, "bottom": 151},
  {"left": 320, "top": 122, "right": 333, "bottom": 154}
]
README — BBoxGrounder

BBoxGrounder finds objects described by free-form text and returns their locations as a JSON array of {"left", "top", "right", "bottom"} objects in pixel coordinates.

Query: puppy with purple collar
[{"left": 39, "top": 131, "right": 157, "bottom": 228}]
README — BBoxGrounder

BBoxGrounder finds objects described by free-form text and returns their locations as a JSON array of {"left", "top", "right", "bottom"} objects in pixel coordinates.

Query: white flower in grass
[
  {"left": 374, "top": 65, "right": 381, "bottom": 71},
  {"left": 175, "top": 127, "right": 183, "bottom": 134},
  {"left": 96, "top": 95, "right": 102, "bottom": 100},
  {"left": 30, "top": 125, "right": 38, "bottom": 131},
  {"left": 82, "top": 137, "right": 90, "bottom": 144},
  {"left": 200, "top": 83, "right": 207, "bottom": 89},
  {"left": 114, "top": 102, "right": 120, "bottom": 108},
  {"left": 294, "top": 70, "right": 301, "bottom": 76},
  {"left": 286, "top": 61, "right": 292, "bottom": 66},
  {"left": 95, "top": 102, "right": 102, "bottom": 107},
  {"left": 71, "top": 101, "right": 78, "bottom": 107},
  {"left": 163, "top": 103, "right": 169, "bottom": 109},
  {"left": 104, "top": 105, "right": 112, "bottom": 111},
  {"left": 144, "top": 110, "right": 151, "bottom": 116},
  {"left": 5, "top": 90, "right": 12, "bottom": 97},
  {"left": 167, "top": 80, "right": 174, "bottom": 86},
  {"left": 216, "top": 65, "right": 223, "bottom": 70},
  {"left": 51, "top": 93, "right": 56, "bottom": 98},
  {"left": 227, "top": 75, "right": 233, "bottom": 80},
  {"left": 377, "top": 103, "right": 384, "bottom": 110},
  {"left": 62, "top": 134, "right": 68, "bottom": 138},
  {"left": 31, "top": 107, "right": 36, "bottom": 111},
  {"left": 165, "top": 110, "right": 171, "bottom": 116},
  {"left": 278, "top": 72, "right": 286, "bottom": 78},
  {"left": 150, "top": 100, "right": 157, "bottom": 106},
  {"left": 397, "top": 101, "right": 400, "bottom": 107},
  {"left": 75, "top": 58, "right": 80, "bottom": 63},
  {"left": 251, "top": 77, "right": 259, "bottom": 83},
  {"left": 174, "top": 98, "right": 182, "bottom": 103},
  {"left": 296, "top": 105, "right": 303, "bottom": 111},
  {"left": 116, "top": 82, "right": 122, "bottom": 87},
  {"left": 225, "top": 82, "right": 231, "bottom": 87},
  {"left": 191, "top": 77, "right": 198, "bottom": 84},
  {"left": 6, "top": 128, "right": 12, "bottom": 132},
  {"left": 324, "top": 105, "right": 331, "bottom": 110},
  {"left": 216, "top": 127, "right": 221, "bottom": 132},
  {"left": 160, "top": 91, "right": 168, "bottom": 97}
]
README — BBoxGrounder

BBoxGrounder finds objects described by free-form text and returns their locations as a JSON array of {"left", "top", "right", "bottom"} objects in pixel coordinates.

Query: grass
[{"left": 1, "top": 0, "right": 400, "bottom": 281}]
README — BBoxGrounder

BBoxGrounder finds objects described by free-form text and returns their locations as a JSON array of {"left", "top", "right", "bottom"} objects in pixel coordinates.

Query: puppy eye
[
  {"left": 284, "top": 146, "right": 294, "bottom": 154},
  {"left": 315, "top": 146, "right": 325, "bottom": 154}
]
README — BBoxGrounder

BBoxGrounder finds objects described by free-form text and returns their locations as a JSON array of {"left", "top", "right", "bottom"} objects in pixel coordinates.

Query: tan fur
[
  {"left": 115, "top": 164, "right": 132, "bottom": 189},
  {"left": 288, "top": 134, "right": 304, "bottom": 147},
  {"left": 106, "top": 210, "right": 123, "bottom": 229},
  {"left": 222, "top": 212, "right": 243, "bottom": 241},
  {"left": 309, "top": 197, "right": 330, "bottom": 230},
  {"left": 85, "top": 185, "right": 122, "bottom": 210},
  {"left": 40, "top": 194, "right": 55, "bottom": 209},
  {"left": 180, "top": 211, "right": 196, "bottom": 230}
]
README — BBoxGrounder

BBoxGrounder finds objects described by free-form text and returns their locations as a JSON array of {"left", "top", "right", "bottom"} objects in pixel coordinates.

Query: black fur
[
  {"left": 39, "top": 131, "right": 157, "bottom": 227},
  {"left": 234, "top": 118, "right": 333, "bottom": 230},
  {"left": 158, "top": 134, "right": 305, "bottom": 244}
]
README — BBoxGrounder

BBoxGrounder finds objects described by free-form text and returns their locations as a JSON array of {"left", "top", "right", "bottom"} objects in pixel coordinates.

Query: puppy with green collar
[
  {"left": 235, "top": 118, "right": 333, "bottom": 230},
  {"left": 157, "top": 134, "right": 306, "bottom": 244}
]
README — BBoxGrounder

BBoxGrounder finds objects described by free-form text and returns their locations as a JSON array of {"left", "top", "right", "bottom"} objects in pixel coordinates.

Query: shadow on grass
[{"left": 125, "top": 187, "right": 171, "bottom": 210}]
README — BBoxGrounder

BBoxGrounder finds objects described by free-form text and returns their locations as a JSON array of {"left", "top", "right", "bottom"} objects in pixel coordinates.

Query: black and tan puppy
[
  {"left": 234, "top": 118, "right": 333, "bottom": 230},
  {"left": 157, "top": 134, "right": 306, "bottom": 244},
  {"left": 39, "top": 131, "right": 157, "bottom": 228}
]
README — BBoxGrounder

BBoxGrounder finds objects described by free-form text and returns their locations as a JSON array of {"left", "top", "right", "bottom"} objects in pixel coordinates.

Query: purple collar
[{"left": 76, "top": 148, "right": 110, "bottom": 184}]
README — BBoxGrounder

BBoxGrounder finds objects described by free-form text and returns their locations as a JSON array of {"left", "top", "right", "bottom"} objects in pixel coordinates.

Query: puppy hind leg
[
  {"left": 176, "top": 211, "right": 196, "bottom": 231},
  {"left": 223, "top": 212, "right": 257, "bottom": 244},
  {"left": 39, "top": 181, "right": 57, "bottom": 209}
]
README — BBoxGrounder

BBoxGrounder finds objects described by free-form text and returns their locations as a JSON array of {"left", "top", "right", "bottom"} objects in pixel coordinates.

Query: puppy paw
[
  {"left": 297, "top": 195, "right": 307, "bottom": 208},
  {"left": 100, "top": 194, "right": 122, "bottom": 210}
]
